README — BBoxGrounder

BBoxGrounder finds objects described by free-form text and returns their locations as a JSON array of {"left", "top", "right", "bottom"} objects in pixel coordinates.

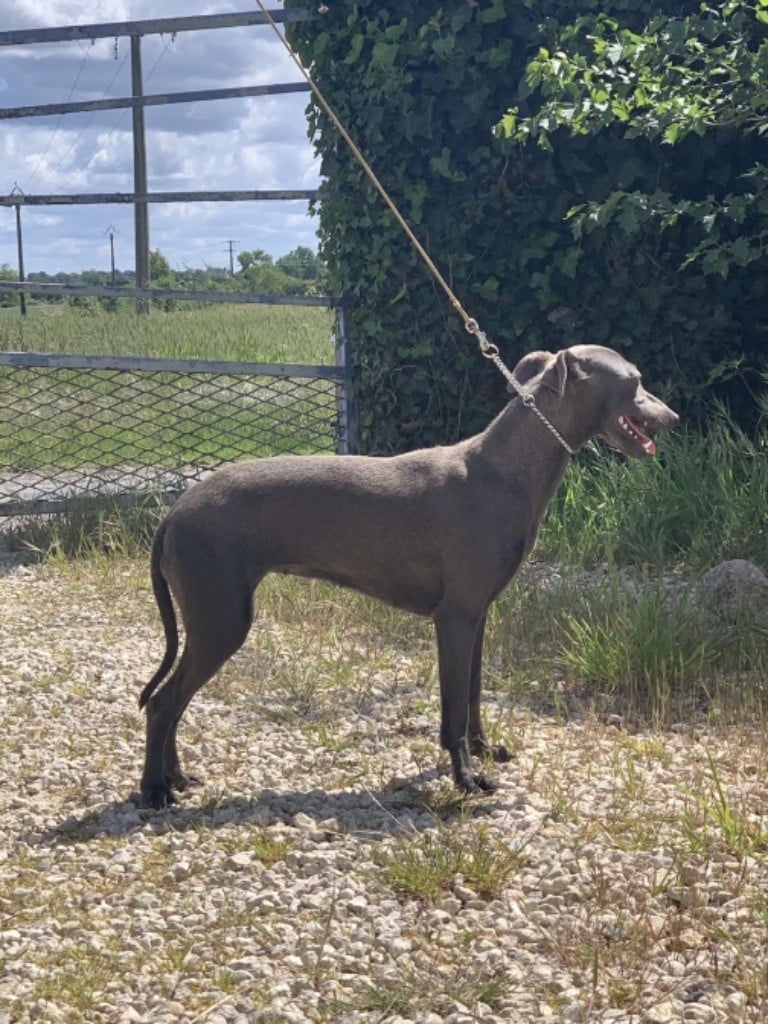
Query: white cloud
[{"left": 1, "top": 0, "right": 321, "bottom": 273}]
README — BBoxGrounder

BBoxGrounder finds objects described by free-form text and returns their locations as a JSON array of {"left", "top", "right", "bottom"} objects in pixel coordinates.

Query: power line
[
  {"left": 22, "top": 38, "right": 93, "bottom": 190},
  {"left": 38, "top": 41, "right": 129, "bottom": 187},
  {"left": 63, "top": 32, "right": 175, "bottom": 187}
]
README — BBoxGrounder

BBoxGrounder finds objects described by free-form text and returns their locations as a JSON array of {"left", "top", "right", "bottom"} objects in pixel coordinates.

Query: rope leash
[
  {"left": 253, "top": 1, "right": 576, "bottom": 457},
  {"left": 464, "top": 318, "right": 576, "bottom": 455}
]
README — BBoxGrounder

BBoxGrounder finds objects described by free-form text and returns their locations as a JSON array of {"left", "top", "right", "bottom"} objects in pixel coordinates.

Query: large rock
[{"left": 692, "top": 559, "right": 768, "bottom": 618}]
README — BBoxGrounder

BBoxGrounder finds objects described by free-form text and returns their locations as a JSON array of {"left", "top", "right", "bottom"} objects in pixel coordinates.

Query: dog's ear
[
  {"left": 538, "top": 349, "right": 591, "bottom": 397},
  {"left": 508, "top": 350, "right": 554, "bottom": 392},
  {"left": 539, "top": 351, "right": 567, "bottom": 397},
  {"left": 564, "top": 349, "right": 591, "bottom": 383}
]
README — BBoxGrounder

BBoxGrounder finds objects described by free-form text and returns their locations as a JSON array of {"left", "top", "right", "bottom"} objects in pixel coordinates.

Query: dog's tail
[{"left": 139, "top": 520, "right": 179, "bottom": 710}]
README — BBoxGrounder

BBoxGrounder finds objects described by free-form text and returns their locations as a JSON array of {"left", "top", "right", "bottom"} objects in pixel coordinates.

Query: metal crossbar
[{"left": 0, "top": 352, "right": 346, "bottom": 517}]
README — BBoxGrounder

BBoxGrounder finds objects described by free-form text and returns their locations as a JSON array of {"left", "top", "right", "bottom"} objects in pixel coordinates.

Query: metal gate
[
  {"left": 0, "top": 8, "right": 355, "bottom": 518},
  {"left": 0, "top": 334, "right": 351, "bottom": 517}
]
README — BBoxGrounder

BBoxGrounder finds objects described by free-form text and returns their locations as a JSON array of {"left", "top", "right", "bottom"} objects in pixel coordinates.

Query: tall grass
[
  {"left": 0, "top": 303, "right": 335, "bottom": 364},
  {"left": 539, "top": 414, "right": 768, "bottom": 571},
  {"left": 0, "top": 304, "right": 339, "bottom": 475}
]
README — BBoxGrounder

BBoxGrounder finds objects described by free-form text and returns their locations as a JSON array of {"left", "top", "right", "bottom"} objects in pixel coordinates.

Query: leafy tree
[
  {"left": 497, "top": 0, "right": 768, "bottom": 279},
  {"left": 235, "top": 249, "right": 308, "bottom": 295},
  {"left": 149, "top": 249, "right": 176, "bottom": 284},
  {"left": 286, "top": 0, "right": 768, "bottom": 449},
  {"left": 276, "top": 246, "right": 321, "bottom": 280},
  {"left": 237, "top": 249, "right": 273, "bottom": 273},
  {"left": 0, "top": 263, "right": 18, "bottom": 307}
]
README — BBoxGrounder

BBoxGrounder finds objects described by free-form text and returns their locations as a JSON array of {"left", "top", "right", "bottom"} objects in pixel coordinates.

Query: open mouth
[{"left": 618, "top": 415, "right": 656, "bottom": 456}]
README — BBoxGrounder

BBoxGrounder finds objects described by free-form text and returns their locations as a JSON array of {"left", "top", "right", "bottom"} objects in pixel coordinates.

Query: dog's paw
[
  {"left": 470, "top": 737, "right": 512, "bottom": 763},
  {"left": 167, "top": 770, "right": 203, "bottom": 793},
  {"left": 474, "top": 772, "right": 499, "bottom": 793},
  {"left": 140, "top": 781, "right": 179, "bottom": 810},
  {"left": 457, "top": 772, "right": 498, "bottom": 796},
  {"left": 489, "top": 744, "right": 512, "bottom": 764}
]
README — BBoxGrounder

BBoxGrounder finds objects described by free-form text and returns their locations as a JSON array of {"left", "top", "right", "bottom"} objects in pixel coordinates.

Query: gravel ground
[{"left": 1, "top": 557, "right": 767, "bottom": 1023}]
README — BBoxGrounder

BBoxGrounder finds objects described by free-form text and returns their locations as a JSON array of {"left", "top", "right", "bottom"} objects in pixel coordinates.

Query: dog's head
[{"left": 511, "top": 345, "right": 679, "bottom": 458}]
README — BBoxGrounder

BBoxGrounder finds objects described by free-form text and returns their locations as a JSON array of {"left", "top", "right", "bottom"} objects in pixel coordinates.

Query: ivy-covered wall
[{"left": 286, "top": 0, "right": 767, "bottom": 452}]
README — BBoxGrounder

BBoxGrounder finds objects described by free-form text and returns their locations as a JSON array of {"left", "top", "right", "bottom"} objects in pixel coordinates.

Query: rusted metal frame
[
  {"left": 0, "top": 190, "right": 321, "bottom": 206},
  {"left": 0, "top": 350, "right": 343, "bottom": 380},
  {"left": 0, "top": 9, "right": 314, "bottom": 46},
  {"left": 0, "top": 280, "right": 333, "bottom": 306},
  {"left": 0, "top": 491, "right": 184, "bottom": 518},
  {"left": 0, "top": 82, "right": 311, "bottom": 121},
  {"left": 131, "top": 34, "right": 150, "bottom": 315}
]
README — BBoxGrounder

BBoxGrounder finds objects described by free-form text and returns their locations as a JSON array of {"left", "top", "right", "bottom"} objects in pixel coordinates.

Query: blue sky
[{"left": 0, "top": 1, "right": 322, "bottom": 275}]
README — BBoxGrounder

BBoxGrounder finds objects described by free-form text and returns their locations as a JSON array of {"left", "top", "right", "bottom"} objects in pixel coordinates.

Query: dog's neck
[
  {"left": 471, "top": 395, "right": 574, "bottom": 505},
  {"left": 508, "top": 380, "right": 576, "bottom": 457}
]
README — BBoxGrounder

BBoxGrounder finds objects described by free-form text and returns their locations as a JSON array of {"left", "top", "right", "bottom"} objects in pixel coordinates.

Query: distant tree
[
  {"left": 150, "top": 249, "right": 176, "bottom": 283},
  {"left": 234, "top": 249, "right": 308, "bottom": 295},
  {"left": 0, "top": 263, "right": 18, "bottom": 307},
  {"left": 275, "top": 246, "right": 320, "bottom": 280},
  {"left": 237, "top": 249, "right": 273, "bottom": 273},
  {"left": 239, "top": 262, "right": 306, "bottom": 295},
  {"left": 148, "top": 249, "right": 179, "bottom": 310}
]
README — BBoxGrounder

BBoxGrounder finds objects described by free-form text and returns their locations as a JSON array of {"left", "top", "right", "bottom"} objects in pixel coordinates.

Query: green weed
[
  {"left": 681, "top": 747, "right": 768, "bottom": 857},
  {"left": 539, "top": 415, "right": 768, "bottom": 571},
  {"left": 335, "top": 959, "right": 507, "bottom": 1018},
  {"left": 377, "top": 825, "right": 526, "bottom": 902},
  {"left": 0, "top": 302, "right": 335, "bottom": 364},
  {"left": 560, "top": 582, "right": 720, "bottom": 721},
  {"left": 4, "top": 494, "right": 165, "bottom": 560}
]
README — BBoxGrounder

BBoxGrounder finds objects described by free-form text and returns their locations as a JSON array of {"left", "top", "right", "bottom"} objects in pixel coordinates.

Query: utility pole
[
  {"left": 105, "top": 224, "right": 118, "bottom": 287},
  {"left": 223, "top": 239, "right": 239, "bottom": 277}
]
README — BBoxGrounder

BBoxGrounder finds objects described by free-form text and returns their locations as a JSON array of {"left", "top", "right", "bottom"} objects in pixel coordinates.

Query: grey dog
[{"left": 138, "top": 344, "right": 678, "bottom": 808}]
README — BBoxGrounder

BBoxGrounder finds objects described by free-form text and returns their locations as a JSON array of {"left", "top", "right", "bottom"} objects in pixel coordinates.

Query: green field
[
  {"left": 0, "top": 303, "right": 341, "bottom": 491},
  {"left": 0, "top": 302, "right": 336, "bottom": 364}
]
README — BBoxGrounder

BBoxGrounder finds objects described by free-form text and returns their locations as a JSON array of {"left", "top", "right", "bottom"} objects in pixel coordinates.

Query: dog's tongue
[{"left": 628, "top": 417, "right": 656, "bottom": 456}]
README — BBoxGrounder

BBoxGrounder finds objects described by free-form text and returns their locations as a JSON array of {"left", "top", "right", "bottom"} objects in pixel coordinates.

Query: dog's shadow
[{"left": 31, "top": 767, "right": 502, "bottom": 847}]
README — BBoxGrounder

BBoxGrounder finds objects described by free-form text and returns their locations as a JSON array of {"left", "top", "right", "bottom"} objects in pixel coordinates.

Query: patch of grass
[
  {"left": 414, "top": 784, "right": 474, "bottom": 821},
  {"left": 4, "top": 493, "right": 166, "bottom": 560},
  {"left": 680, "top": 747, "right": 768, "bottom": 858},
  {"left": 539, "top": 414, "right": 768, "bottom": 571},
  {"left": 0, "top": 303, "right": 335, "bottom": 364},
  {"left": 0, "top": 303, "right": 338, "bottom": 491},
  {"left": 249, "top": 829, "right": 293, "bottom": 868},
  {"left": 377, "top": 825, "right": 527, "bottom": 902},
  {"left": 32, "top": 945, "right": 136, "bottom": 1014},
  {"left": 0, "top": 363, "right": 338, "bottom": 471},
  {"left": 333, "top": 958, "right": 507, "bottom": 1019},
  {"left": 560, "top": 583, "right": 713, "bottom": 720},
  {"left": 486, "top": 567, "right": 767, "bottom": 725},
  {"left": 557, "top": 579, "right": 768, "bottom": 723}
]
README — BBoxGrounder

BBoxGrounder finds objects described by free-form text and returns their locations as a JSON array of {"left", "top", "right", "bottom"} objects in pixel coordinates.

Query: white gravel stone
[{"left": 1, "top": 559, "right": 766, "bottom": 1023}]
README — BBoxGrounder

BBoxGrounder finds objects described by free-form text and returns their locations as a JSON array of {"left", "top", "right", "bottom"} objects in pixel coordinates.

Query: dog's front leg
[
  {"left": 434, "top": 608, "right": 497, "bottom": 794},
  {"left": 468, "top": 613, "right": 512, "bottom": 765}
]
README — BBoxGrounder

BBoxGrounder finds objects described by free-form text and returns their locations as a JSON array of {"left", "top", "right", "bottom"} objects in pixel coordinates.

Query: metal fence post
[
  {"left": 14, "top": 203, "right": 26, "bottom": 316},
  {"left": 131, "top": 34, "right": 151, "bottom": 315},
  {"left": 334, "top": 301, "right": 357, "bottom": 454}
]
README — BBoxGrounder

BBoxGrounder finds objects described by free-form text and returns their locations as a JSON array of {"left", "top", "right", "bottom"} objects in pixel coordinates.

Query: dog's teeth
[{"left": 619, "top": 416, "right": 634, "bottom": 436}]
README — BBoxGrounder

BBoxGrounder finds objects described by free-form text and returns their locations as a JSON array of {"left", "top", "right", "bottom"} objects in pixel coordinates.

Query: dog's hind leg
[
  {"left": 468, "top": 613, "right": 511, "bottom": 764},
  {"left": 434, "top": 607, "right": 496, "bottom": 794},
  {"left": 140, "top": 585, "right": 255, "bottom": 809}
]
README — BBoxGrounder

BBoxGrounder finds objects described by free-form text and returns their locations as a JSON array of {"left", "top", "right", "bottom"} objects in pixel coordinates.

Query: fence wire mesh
[{"left": 0, "top": 355, "right": 345, "bottom": 516}]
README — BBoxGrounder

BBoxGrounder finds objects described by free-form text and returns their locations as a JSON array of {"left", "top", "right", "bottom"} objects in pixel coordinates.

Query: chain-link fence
[{"left": 0, "top": 352, "right": 348, "bottom": 516}]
